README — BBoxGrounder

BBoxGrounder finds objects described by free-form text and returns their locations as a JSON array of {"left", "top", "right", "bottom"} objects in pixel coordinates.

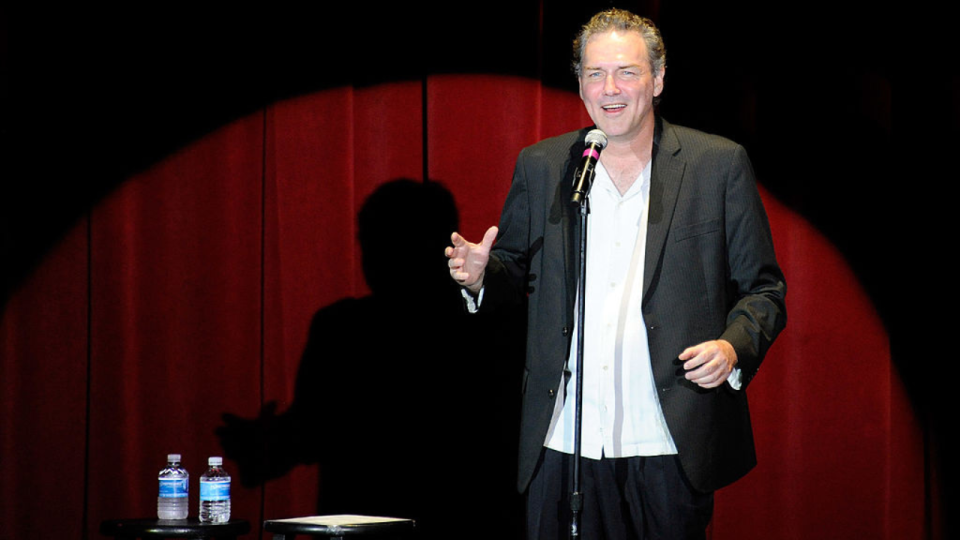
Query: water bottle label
[
  {"left": 159, "top": 478, "right": 189, "bottom": 498},
  {"left": 200, "top": 480, "right": 230, "bottom": 501}
]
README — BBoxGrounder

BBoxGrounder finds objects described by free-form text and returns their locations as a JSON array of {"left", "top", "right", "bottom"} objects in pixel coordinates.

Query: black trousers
[{"left": 525, "top": 449, "right": 713, "bottom": 540}]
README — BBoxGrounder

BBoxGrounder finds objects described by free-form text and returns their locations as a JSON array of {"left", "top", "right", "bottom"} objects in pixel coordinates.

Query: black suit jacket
[{"left": 481, "top": 118, "right": 787, "bottom": 494}]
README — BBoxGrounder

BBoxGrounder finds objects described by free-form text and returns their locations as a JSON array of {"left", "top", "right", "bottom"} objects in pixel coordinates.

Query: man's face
[{"left": 578, "top": 30, "right": 664, "bottom": 145}]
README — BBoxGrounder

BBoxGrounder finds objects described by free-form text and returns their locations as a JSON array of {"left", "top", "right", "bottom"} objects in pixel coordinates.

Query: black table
[
  {"left": 263, "top": 515, "right": 416, "bottom": 539},
  {"left": 100, "top": 518, "right": 250, "bottom": 539}
]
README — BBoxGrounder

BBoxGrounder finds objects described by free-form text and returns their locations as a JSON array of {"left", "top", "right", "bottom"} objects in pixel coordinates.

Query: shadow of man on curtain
[{"left": 217, "top": 178, "right": 526, "bottom": 539}]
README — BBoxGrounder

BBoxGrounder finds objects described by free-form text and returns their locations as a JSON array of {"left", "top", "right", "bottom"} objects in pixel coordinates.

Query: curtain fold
[{"left": 0, "top": 221, "right": 90, "bottom": 538}]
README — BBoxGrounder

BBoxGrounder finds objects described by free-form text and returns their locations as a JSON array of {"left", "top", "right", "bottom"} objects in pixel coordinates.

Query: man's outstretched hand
[{"left": 445, "top": 226, "right": 498, "bottom": 294}]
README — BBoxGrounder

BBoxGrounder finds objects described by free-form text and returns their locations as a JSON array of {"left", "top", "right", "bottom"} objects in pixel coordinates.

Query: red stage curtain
[{"left": 1, "top": 74, "right": 929, "bottom": 540}]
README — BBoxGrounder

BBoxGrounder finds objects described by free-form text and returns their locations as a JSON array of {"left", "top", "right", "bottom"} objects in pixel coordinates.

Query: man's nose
[{"left": 603, "top": 74, "right": 620, "bottom": 95}]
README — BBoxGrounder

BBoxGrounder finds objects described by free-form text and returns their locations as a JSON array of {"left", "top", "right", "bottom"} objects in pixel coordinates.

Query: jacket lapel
[
  {"left": 562, "top": 128, "right": 591, "bottom": 324},
  {"left": 643, "top": 118, "right": 685, "bottom": 303}
]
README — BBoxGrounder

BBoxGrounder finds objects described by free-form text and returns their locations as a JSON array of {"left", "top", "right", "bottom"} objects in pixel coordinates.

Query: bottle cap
[
  {"left": 208, "top": 456, "right": 223, "bottom": 466},
  {"left": 167, "top": 454, "right": 181, "bottom": 462}
]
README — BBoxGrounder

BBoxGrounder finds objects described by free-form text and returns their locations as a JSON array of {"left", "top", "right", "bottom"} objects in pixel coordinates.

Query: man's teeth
[{"left": 602, "top": 104, "right": 626, "bottom": 110}]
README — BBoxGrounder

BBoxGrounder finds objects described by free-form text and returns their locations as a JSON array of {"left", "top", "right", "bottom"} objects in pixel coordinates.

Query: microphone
[{"left": 571, "top": 129, "right": 607, "bottom": 204}]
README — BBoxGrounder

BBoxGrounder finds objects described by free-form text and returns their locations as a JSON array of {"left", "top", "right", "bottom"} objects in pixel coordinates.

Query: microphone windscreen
[{"left": 585, "top": 129, "right": 607, "bottom": 149}]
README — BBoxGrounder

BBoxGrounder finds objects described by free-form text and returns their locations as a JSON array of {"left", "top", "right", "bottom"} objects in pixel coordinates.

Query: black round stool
[
  {"left": 263, "top": 515, "right": 415, "bottom": 539},
  {"left": 100, "top": 518, "right": 250, "bottom": 539}
]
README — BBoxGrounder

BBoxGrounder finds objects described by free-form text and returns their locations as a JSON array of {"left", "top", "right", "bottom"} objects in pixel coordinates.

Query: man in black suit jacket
[{"left": 446, "top": 9, "right": 786, "bottom": 540}]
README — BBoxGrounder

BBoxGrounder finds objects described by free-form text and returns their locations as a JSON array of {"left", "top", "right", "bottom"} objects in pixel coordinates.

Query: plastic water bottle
[
  {"left": 199, "top": 456, "right": 231, "bottom": 523},
  {"left": 157, "top": 453, "right": 189, "bottom": 520}
]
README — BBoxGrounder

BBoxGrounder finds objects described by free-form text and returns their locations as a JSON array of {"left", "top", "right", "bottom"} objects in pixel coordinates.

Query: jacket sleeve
[
  {"left": 718, "top": 144, "right": 787, "bottom": 389},
  {"left": 479, "top": 148, "right": 535, "bottom": 312}
]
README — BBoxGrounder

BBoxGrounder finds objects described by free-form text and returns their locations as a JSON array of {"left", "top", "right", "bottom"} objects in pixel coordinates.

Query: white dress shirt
[{"left": 544, "top": 161, "right": 678, "bottom": 459}]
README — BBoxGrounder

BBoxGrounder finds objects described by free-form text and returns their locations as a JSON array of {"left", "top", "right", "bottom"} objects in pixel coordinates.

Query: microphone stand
[
  {"left": 568, "top": 128, "right": 604, "bottom": 539},
  {"left": 570, "top": 188, "right": 590, "bottom": 540}
]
